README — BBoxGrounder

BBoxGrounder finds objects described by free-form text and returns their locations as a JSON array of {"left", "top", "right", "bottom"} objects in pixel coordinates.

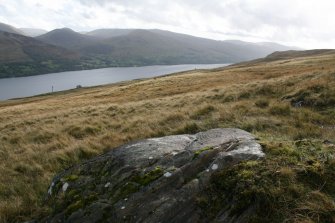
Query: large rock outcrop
[{"left": 42, "top": 128, "right": 264, "bottom": 222}]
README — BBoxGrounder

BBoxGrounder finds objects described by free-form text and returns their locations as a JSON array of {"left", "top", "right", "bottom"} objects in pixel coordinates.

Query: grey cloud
[
  {"left": 78, "top": 0, "right": 108, "bottom": 6},
  {"left": 78, "top": 0, "right": 135, "bottom": 7},
  {"left": 81, "top": 12, "right": 92, "bottom": 19},
  {"left": 0, "top": 5, "right": 6, "bottom": 14}
]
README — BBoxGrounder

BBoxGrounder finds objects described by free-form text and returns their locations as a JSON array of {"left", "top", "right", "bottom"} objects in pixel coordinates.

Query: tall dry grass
[{"left": 0, "top": 53, "right": 334, "bottom": 221}]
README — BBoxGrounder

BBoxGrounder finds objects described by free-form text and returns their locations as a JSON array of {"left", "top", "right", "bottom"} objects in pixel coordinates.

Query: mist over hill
[
  {"left": 0, "top": 22, "right": 24, "bottom": 35},
  {"left": 85, "top": 29, "right": 133, "bottom": 39},
  {"left": 19, "top": 28, "right": 48, "bottom": 37}
]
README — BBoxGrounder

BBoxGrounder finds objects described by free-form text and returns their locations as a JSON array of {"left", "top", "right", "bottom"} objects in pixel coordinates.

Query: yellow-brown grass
[{"left": 0, "top": 53, "right": 334, "bottom": 222}]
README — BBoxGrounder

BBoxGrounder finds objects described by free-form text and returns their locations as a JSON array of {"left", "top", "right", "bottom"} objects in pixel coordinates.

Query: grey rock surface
[{"left": 42, "top": 128, "right": 264, "bottom": 222}]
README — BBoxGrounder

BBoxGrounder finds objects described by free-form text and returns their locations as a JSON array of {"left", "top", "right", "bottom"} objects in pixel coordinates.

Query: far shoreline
[{"left": 0, "top": 63, "right": 229, "bottom": 101}]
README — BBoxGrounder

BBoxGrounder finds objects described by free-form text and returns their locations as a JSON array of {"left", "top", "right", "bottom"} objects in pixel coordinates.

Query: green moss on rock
[
  {"left": 193, "top": 146, "right": 213, "bottom": 159},
  {"left": 200, "top": 140, "right": 335, "bottom": 223},
  {"left": 111, "top": 182, "right": 140, "bottom": 204},
  {"left": 65, "top": 200, "right": 84, "bottom": 215},
  {"left": 132, "top": 166, "right": 164, "bottom": 186},
  {"left": 62, "top": 175, "right": 79, "bottom": 182}
]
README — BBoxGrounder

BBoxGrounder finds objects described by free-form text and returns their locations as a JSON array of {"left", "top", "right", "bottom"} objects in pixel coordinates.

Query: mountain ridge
[
  {"left": 0, "top": 21, "right": 300, "bottom": 77},
  {"left": 36, "top": 28, "right": 98, "bottom": 50},
  {"left": 37, "top": 27, "right": 296, "bottom": 65}
]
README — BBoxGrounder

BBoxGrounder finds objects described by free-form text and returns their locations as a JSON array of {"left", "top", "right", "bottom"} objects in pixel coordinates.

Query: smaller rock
[
  {"left": 62, "top": 182, "right": 69, "bottom": 192},
  {"left": 48, "top": 182, "right": 55, "bottom": 195},
  {"left": 323, "top": 140, "right": 334, "bottom": 145},
  {"left": 211, "top": 164, "right": 218, "bottom": 170},
  {"left": 148, "top": 156, "right": 153, "bottom": 160},
  {"left": 121, "top": 206, "right": 125, "bottom": 210},
  {"left": 164, "top": 172, "right": 172, "bottom": 177}
]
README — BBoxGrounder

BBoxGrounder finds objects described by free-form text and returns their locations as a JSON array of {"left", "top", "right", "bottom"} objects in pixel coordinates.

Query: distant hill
[
  {"left": 38, "top": 28, "right": 296, "bottom": 66},
  {"left": 264, "top": 49, "right": 335, "bottom": 61},
  {"left": 0, "top": 31, "right": 79, "bottom": 78},
  {"left": 232, "top": 49, "right": 335, "bottom": 68},
  {"left": 0, "top": 22, "right": 24, "bottom": 35},
  {"left": 0, "top": 22, "right": 300, "bottom": 77},
  {"left": 86, "top": 29, "right": 133, "bottom": 39},
  {"left": 20, "top": 28, "right": 48, "bottom": 37},
  {"left": 36, "top": 28, "right": 98, "bottom": 50}
]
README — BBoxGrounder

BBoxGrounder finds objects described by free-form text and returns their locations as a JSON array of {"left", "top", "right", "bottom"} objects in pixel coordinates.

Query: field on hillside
[{"left": 0, "top": 52, "right": 334, "bottom": 222}]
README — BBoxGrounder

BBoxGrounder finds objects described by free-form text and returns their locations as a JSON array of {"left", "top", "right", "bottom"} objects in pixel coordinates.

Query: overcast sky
[{"left": 0, "top": 0, "right": 334, "bottom": 49}]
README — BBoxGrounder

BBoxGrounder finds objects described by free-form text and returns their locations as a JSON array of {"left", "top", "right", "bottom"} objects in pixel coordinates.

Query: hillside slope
[
  {"left": 231, "top": 49, "right": 335, "bottom": 68},
  {"left": 0, "top": 22, "right": 299, "bottom": 78},
  {"left": 0, "top": 22, "right": 298, "bottom": 78},
  {"left": 0, "top": 50, "right": 334, "bottom": 222},
  {"left": 0, "top": 22, "right": 24, "bottom": 35},
  {"left": 264, "top": 49, "right": 335, "bottom": 61},
  {"left": 38, "top": 28, "right": 296, "bottom": 66},
  {"left": 0, "top": 31, "right": 79, "bottom": 78}
]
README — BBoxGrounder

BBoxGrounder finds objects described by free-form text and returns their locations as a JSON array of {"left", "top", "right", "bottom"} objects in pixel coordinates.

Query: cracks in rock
[{"left": 43, "top": 129, "right": 264, "bottom": 222}]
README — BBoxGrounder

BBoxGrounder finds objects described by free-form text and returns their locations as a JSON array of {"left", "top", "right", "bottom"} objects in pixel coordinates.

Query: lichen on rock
[{"left": 41, "top": 128, "right": 264, "bottom": 222}]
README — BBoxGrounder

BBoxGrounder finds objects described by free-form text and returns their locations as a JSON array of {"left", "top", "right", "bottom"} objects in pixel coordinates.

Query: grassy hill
[
  {"left": 0, "top": 31, "right": 79, "bottom": 78},
  {"left": 0, "top": 50, "right": 334, "bottom": 222}
]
